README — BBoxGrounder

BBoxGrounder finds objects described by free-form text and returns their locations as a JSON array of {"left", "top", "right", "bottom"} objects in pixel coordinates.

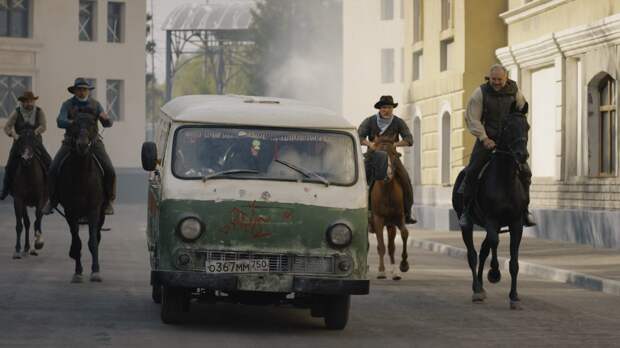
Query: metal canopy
[{"left": 163, "top": 0, "right": 255, "bottom": 101}]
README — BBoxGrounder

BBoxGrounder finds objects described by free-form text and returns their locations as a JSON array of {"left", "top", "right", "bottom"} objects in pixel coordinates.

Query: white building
[
  {"left": 0, "top": 0, "right": 146, "bottom": 169},
  {"left": 342, "top": 0, "right": 406, "bottom": 127},
  {"left": 497, "top": 0, "right": 620, "bottom": 248}
]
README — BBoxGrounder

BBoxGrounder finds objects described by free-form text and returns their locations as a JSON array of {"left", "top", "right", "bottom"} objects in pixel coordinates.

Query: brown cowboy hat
[
  {"left": 17, "top": 91, "right": 39, "bottom": 102},
  {"left": 374, "top": 95, "right": 398, "bottom": 109},
  {"left": 67, "top": 77, "right": 95, "bottom": 94}
]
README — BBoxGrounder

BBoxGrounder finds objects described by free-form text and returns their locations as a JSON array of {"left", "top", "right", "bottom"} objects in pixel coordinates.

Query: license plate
[{"left": 205, "top": 259, "right": 270, "bottom": 273}]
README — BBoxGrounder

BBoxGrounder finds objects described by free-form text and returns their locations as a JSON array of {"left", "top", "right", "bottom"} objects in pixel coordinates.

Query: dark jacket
[
  {"left": 480, "top": 79, "right": 518, "bottom": 141},
  {"left": 358, "top": 114, "right": 413, "bottom": 145}
]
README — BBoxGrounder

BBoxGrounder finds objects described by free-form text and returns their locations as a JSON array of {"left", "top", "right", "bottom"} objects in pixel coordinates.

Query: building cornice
[
  {"left": 497, "top": 13, "right": 620, "bottom": 69},
  {"left": 499, "top": 0, "right": 575, "bottom": 25},
  {"left": 0, "top": 38, "right": 43, "bottom": 52}
]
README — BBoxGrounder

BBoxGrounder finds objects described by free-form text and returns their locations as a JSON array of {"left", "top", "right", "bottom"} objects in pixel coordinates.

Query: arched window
[
  {"left": 588, "top": 73, "right": 616, "bottom": 176},
  {"left": 599, "top": 75, "right": 616, "bottom": 175},
  {"left": 441, "top": 112, "right": 451, "bottom": 185}
]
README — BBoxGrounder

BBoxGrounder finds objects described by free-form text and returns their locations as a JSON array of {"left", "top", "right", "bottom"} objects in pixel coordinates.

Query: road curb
[{"left": 411, "top": 238, "right": 620, "bottom": 296}]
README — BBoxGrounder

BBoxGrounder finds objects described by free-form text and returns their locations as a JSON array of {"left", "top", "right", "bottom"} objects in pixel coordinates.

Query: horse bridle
[{"left": 494, "top": 118, "right": 528, "bottom": 168}]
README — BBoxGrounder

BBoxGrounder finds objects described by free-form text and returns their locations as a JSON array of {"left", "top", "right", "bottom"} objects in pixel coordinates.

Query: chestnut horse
[{"left": 369, "top": 136, "right": 410, "bottom": 280}]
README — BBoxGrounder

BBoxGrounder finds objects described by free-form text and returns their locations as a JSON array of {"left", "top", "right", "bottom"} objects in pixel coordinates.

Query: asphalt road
[{"left": 1, "top": 203, "right": 619, "bottom": 348}]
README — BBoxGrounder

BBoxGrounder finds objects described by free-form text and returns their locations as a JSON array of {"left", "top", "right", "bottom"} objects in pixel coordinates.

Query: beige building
[
  {"left": 0, "top": 0, "right": 146, "bottom": 169},
  {"left": 403, "top": 0, "right": 508, "bottom": 229},
  {"left": 497, "top": 0, "right": 620, "bottom": 248},
  {"left": 342, "top": 0, "right": 406, "bottom": 127}
]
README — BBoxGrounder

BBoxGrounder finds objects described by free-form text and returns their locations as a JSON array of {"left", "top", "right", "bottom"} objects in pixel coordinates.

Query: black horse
[
  {"left": 57, "top": 114, "right": 107, "bottom": 283},
  {"left": 10, "top": 128, "right": 47, "bottom": 259},
  {"left": 452, "top": 105, "right": 530, "bottom": 310}
]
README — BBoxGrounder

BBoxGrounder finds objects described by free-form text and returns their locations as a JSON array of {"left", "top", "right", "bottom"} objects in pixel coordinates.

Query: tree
[{"left": 244, "top": 0, "right": 342, "bottom": 109}]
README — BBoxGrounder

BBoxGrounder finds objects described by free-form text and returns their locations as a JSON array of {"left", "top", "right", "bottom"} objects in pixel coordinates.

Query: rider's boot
[
  {"left": 524, "top": 210, "right": 536, "bottom": 227},
  {"left": 459, "top": 206, "right": 472, "bottom": 227},
  {"left": 41, "top": 199, "right": 56, "bottom": 215},
  {"left": 104, "top": 201, "right": 114, "bottom": 215},
  {"left": 0, "top": 170, "right": 10, "bottom": 200},
  {"left": 405, "top": 207, "right": 417, "bottom": 224}
]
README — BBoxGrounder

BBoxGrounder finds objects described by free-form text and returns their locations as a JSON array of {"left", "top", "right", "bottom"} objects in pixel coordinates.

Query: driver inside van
[{"left": 223, "top": 138, "right": 273, "bottom": 173}]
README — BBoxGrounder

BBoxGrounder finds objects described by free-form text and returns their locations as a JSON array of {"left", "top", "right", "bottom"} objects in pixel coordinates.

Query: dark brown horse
[
  {"left": 57, "top": 114, "right": 107, "bottom": 283},
  {"left": 369, "top": 136, "right": 410, "bottom": 280},
  {"left": 10, "top": 128, "right": 47, "bottom": 259}
]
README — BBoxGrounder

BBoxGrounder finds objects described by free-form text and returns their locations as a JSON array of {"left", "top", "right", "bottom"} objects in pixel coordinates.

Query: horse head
[
  {"left": 71, "top": 113, "right": 98, "bottom": 157},
  {"left": 15, "top": 128, "right": 37, "bottom": 167},
  {"left": 373, "top": 135, "right": 398, "bottom": 181},
  {"left": 497, "top": 102, "right": 530, "bottom": 164}
]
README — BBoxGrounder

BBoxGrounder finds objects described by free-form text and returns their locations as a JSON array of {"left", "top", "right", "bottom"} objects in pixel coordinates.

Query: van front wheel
[
  {"left": 161, "top": 286, "right": 190, "bottom": 324},
  {"left": 323, "top": 295, "right": 350, "bottom": 330}
]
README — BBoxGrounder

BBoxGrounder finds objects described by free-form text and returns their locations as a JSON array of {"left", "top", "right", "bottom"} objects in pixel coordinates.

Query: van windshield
[{"left": 172, "top": 127, "right": 358, "bottom": 185}]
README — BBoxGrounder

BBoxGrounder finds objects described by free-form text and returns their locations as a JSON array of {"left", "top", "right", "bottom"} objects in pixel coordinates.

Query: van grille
[{"left": 194, "top": 250, "right": 336, "bottom": 275}]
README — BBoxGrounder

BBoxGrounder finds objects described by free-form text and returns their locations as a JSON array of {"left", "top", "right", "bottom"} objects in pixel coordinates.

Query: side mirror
[{"left": 141, "top": 142, "right": 158, "bottom": 171}]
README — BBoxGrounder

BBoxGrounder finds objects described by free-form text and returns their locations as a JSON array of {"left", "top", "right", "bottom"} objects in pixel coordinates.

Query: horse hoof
[
  {"left": 34, "top": 235, "right": 44, "bottom": 250},
  {"left": 71, "top": 274, "right": 84, "bottom": 283},
  {"left": 399, "top": 261, "right": 410, "bottom": 273},
  {"left": 392, "top": 274, "right": 402, "bottom": 281},
  {"left": 29, "top": 250, "right": 38, "bottom": 256},
  {"left": 377, "top": 271, "right": 386, "bottom": 279},
  {"left": 472, "top": 293, "right": 486, "bottom": 302},
  {"left": 12, "top": 252, "right": 21, "bottom": 259},
  {"left": 488, "top": 268, "right": 501, "bottom": 284},
  {"left": 510, "top": 301, "right": 523, "bottom": 310},
  {"left": 90, "top": 273, "right": 103, "bottom": 282}
]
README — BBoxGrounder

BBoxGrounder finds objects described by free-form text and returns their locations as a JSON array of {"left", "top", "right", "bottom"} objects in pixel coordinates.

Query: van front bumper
[{"left": 151, "top": 270, "right": 369, "bottom": 295}]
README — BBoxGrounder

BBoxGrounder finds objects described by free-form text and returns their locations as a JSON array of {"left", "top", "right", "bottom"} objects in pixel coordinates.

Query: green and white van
[{"left": 142, "top": 95, "right": 369, "bottom": 329}]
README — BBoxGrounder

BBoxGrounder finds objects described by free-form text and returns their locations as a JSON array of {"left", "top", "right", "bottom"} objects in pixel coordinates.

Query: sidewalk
[{"left": 399, "top": 229, "right": 620, "bottom": 295}]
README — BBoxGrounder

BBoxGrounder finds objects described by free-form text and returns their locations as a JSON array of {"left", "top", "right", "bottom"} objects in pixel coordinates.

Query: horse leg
[
  {"left": 508, "top": 220, "right": 524, "bottom": 310},
  {"left": 487, "top": 239, "right": 501, "bottom": 284},
  {"left": 34, "top": 204, "right": 44, "bottom": 251},
  {"left": 387, "top": 226, "right": 400, "bottom": 280},
  {"left": 373, "top": 215, "right": 387, "bottom": 279},
  {"left": 68, "top": 217, "right": 83, "bottom": 283},
  {"left": 398, "top": 223, "right": 410, "bottom": 273},
  {"left": 22, "top": 210, "right": 31, "bottom": 257},
  {"left": 88, "top": 210, "right": 103, "bottom": 282},
  {"left": 13, "top": 200, "right": 24, "bottom": 259},
  {"left": 461, "top": 224, "right": 483, "bottom": 301}
]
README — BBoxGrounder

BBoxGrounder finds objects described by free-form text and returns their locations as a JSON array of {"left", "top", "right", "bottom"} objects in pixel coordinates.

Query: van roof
[{"left": 160, "top": 95, "right": 355, "bottom": 130}]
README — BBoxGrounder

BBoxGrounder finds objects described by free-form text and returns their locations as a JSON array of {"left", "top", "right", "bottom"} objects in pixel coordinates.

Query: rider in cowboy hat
[
  {"left": 0, "top": 91, "right": 52, "bottom": 199},
  {"left": 42, "top": 78, "right": 116, "bottom": 215},
  {"left": 358, "top": 95, "right": 417, "bottom": 224}
]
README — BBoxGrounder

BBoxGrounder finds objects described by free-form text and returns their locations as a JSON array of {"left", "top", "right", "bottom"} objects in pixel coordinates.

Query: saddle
[{"left": 456, "top": 157, "right": 525, "bottom": 229}]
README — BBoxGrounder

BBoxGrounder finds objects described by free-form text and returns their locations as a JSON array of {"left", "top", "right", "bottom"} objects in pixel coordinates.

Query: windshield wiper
[
  {"left": 202, "top": 169, "right": 259, "bottom": 181},
  {"left": 275, "top": 159, "right": 330, "bottom": 186}
]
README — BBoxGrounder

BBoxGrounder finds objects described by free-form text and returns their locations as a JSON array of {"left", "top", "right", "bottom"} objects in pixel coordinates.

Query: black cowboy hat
[
  {"left": 374, "top": 95, "right": 398, "bottom": 109},
  {"left": 67, "top": 77, "right": 95, "bottom": 94},
  {"left": 17, "top": 91, "right": 39, "bottom": 102}
]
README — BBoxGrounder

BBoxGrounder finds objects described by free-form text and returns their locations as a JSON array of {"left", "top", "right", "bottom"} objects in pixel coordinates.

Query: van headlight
[
  {"left": 326, "top": 223, "right": 353, "bottom": 248},
  {"left": 177, "top": 217, "right": 203, "bottom": 242}
]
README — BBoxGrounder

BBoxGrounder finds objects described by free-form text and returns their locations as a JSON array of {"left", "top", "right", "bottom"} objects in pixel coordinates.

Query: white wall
[
  {"left": 531, "top": 66, "right": 557, "bottom": 178},
  {"left": 0, "top": 0, "right": 146, "bottom": 168},
  {"left": 342, "top": 0, "right": 405, "bottom": 126}
]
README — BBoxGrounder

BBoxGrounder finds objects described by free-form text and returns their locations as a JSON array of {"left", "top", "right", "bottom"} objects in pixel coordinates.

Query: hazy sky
[{"left": 147, "top": 0, "right": 201, "bottom": 82}]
